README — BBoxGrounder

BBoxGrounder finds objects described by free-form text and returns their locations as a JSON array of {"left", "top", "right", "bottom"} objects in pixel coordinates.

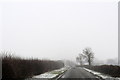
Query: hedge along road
[{"left": 58, "top": 67, "right": 102, "bottom": 80}]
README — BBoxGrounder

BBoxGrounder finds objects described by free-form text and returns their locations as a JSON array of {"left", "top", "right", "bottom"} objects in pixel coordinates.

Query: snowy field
[{"left": 83, "top": 67, "right": 120, "bottom": 80}]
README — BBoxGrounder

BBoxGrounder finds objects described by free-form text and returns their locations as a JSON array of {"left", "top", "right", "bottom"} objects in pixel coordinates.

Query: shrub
[{"left": 2, "top": 54, "right": 64, "bottom": 80}]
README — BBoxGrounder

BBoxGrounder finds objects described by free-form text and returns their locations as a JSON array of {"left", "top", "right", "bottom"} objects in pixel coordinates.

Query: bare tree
[
  {"left": 76, "top": 57, "right": 79, "bottom": 65},
  {"left": 83, "top": 47, "right": 94, "bottom": 66},
  {"left": 76, "top": 54, "right": 84, "bottom": 66}
]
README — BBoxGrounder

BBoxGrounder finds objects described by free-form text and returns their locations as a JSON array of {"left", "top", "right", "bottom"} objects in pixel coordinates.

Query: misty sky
[{"left": 0, "top": 2, "right": 118, "bottom": 62}]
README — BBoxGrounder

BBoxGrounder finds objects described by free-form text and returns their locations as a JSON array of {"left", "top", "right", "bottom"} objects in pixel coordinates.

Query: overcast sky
[{"left": 0, "top": 2, "right": 118, "bottom": 62}]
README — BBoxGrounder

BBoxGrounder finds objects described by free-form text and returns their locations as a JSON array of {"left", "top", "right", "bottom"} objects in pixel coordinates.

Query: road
[{"left": 58, "top": 67, "right": 102, "bottom": 80}]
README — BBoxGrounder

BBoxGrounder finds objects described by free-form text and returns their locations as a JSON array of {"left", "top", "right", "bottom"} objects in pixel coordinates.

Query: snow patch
[
  {"left": 33, "top": 66, "right": 70, "bottom": 78},
  {"left": 33, "top": 73, "right": 58, "bottom": 78},
  {"left": 83, "top": 67, "right": 120, "bottom": 80}
]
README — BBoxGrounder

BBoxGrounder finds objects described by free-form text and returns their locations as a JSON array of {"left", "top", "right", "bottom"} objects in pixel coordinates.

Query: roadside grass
[
  {"left": 51, "top": 71, "right": 63, "bottom": 74},
  {"left": 32, "top": 67, "right": 69, "bottom": 79},
  {"left": 83, "top": 65, "right": 120, "bottom": 77},
  {"left": 83, "top": 67, "right": 120, "bottom": 80}
]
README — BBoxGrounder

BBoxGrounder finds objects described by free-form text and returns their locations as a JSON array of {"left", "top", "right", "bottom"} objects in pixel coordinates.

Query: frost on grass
[
  {"left": 83, "top": 67, "right": 120, "bottom": 80},
  {"left": 33, "top": 67, "right": 69, "bottom": 78}
]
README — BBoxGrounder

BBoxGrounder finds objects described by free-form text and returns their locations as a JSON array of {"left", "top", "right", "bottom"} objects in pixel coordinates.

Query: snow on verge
[
  {"left": 83, "top": 67, "right": 120, "bottom": 80},
  {"left": 32, "top": 66, "right": 70, "bottom": 78}
]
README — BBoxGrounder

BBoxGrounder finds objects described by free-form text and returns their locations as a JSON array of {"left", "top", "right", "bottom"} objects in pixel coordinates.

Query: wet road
[{"left": 58, "top": 67, "right": 101, "bottom": 80}]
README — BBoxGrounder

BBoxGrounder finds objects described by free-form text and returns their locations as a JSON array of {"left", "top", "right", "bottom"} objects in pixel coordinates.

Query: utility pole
[{"left": 118, "top": 2, "right": 120, "bottom": 66}]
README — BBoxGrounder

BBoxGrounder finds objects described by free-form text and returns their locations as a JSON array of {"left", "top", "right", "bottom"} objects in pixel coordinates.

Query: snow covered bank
[
  {"left": 83, "top": 67, "right": 120, "bottom": 80},
  {"left": 32, "top": 66, "right": 70, "bottom": 78}
]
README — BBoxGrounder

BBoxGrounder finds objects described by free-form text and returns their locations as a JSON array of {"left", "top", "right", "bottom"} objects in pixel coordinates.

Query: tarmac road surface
[{"left": 58, "top": 67, "right": 102, "bottom": 80}]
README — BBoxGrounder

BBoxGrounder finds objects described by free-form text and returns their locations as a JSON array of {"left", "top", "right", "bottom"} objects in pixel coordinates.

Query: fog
[
  {"left": 93, "top": 58, "right": 118, "bottom": 65},
  {"left": 0, "top": 2, "right": 118, "bottom": 63}
]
